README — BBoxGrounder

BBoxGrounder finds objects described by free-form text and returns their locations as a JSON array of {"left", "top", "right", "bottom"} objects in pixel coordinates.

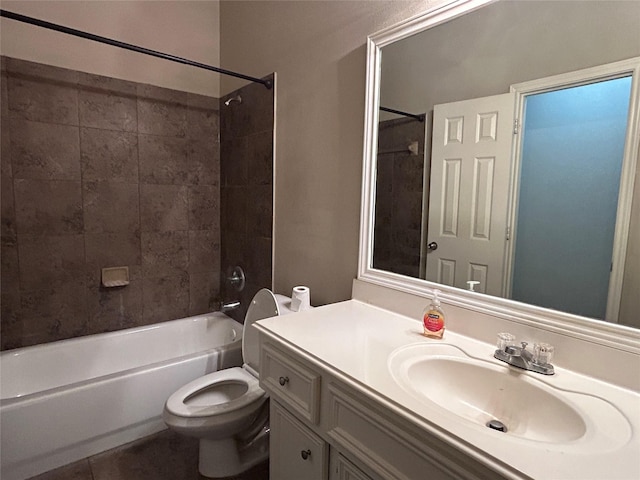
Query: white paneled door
[{"left": 425, "top": 93, "right": 515, "bottom": 296}]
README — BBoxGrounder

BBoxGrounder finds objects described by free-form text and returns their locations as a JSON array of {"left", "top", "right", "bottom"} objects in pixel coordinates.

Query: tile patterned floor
[{"left": 29, "top": 430, "right": 269, "bottom": 480}]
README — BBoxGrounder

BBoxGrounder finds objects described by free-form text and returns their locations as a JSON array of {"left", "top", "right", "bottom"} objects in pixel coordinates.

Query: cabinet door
[
  {"left": 329, "top": 451, "right": 375, "bottom": 480},
  {"left": 271, "top": 400, "right": 328, "bottom": 480}
]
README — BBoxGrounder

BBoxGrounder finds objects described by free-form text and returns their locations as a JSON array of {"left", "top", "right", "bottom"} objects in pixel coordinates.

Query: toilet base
[{"left": 198, "top": 433, "right": 269, "bottom": 478}]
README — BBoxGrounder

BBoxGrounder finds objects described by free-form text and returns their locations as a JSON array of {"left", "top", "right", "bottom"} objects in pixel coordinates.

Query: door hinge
[
  {"left": 506, "top": 225, "right": 511, "bottom": 241},
  {"left": 513, "top": 119, "right": 520, "bottom": 135}
]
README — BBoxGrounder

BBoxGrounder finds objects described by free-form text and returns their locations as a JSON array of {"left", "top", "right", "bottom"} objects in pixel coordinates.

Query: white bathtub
[{"left": 0, "top": 312, "right": 243, "bottom": 480}]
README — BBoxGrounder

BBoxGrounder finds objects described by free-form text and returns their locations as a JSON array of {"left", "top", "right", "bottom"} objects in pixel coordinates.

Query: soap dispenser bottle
[{"left": 423, "top": 289, "right": 445, "bottom": 339}]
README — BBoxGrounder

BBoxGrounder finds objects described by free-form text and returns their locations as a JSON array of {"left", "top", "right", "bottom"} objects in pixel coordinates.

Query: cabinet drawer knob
[
  {"left": 300, "top": 449, "right": 311, "bottom": 460},
  {"left": 279, "top": 376, "right": 289, "bottom": 386}
]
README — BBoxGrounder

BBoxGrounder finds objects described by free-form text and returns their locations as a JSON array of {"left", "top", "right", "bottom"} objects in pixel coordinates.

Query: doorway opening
[{"left": 507, "top": 59, "right": 639, "bottom": 322}]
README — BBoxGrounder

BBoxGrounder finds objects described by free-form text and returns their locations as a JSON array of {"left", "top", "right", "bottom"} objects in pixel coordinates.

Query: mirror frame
[{"left": 358, "top": 0, "right": 640, "bottom": 353}]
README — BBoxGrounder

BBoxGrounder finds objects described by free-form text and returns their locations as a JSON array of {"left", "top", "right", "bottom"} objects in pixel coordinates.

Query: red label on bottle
[{"left": 424, "top": 312, "right": 444, "bottom": 332}]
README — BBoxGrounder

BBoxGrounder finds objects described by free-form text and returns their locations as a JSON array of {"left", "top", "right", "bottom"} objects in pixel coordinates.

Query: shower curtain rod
[
  {"left": 380, "top": 106, "right": 425, "bottom": 122},
  {"left": 0, "top": 9, "right": 272, "bottom": 90}
]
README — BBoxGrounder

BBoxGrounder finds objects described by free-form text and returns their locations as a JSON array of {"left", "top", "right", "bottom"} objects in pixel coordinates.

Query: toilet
[{"left": 163, "top": 288, "right": 293, "bottom": 478}]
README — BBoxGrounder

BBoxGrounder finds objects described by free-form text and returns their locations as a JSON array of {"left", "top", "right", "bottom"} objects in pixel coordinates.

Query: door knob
[
  {"left": 427, "top": 242, "right": 438, "bottom": 251},
  {"left": 301, "top": 449, "right": 311, "bottom": 460},
  {"left": 278, "top": 376, "right": 289, "bottom": 386}
]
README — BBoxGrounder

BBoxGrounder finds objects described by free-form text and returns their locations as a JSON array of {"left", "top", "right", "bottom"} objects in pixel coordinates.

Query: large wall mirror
[{"left": 359, "top": 0, "right": 640, "bottom": 335}]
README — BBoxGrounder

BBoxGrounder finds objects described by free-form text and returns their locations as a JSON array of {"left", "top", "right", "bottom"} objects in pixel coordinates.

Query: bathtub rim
[
  {"left": 1, "top": 340, "right": 242, "bottom": 405},
  {"left": 0, "top": 311, "right": 240, "bottom": 357},
  {"left": 0, "top": 313, "right": 244, "bottom": 404}
]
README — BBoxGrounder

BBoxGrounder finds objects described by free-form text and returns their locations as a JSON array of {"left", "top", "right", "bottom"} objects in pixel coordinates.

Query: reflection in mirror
[
  {"left": 370, "top": 0, "right": 640, "bottom": 328},
  {"left": 511, "top": 77, "right": 632, "bottom": 320},
  {"left": 373, "top": 110, "right": 427, "bottom": 278}
]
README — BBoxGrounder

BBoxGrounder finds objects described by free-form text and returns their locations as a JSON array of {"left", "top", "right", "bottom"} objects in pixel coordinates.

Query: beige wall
[
  {"left": 220, "top": 0, "right": 435, "bottom": 305},
  {"left": 0, "top": 1, "right": 221, "bottom": 97}
]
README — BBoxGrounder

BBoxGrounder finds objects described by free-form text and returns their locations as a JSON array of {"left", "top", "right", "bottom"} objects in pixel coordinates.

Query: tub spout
[{"left": 219, "top": 301, "right": 240, "bottom": 313}]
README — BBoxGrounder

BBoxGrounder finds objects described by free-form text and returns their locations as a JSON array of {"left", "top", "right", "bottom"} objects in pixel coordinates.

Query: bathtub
[{"left": 0, "top": 312, "right": 243, "bottom": 480}]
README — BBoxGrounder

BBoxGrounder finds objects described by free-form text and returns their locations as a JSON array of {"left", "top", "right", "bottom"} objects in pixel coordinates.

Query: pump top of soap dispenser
[{"left": 432, "top": 289, "right": 441, "bottom": 305}]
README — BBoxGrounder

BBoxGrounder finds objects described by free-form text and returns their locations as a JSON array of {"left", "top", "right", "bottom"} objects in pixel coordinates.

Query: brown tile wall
[
  {"left": 0, "top": 56, "right": 222, "bottom": 350},
  {"left": 220, "top": 77, "right": 275, "bottom": 322},
  {"left": 373, "top": 117, "right": 426, "bottom": 278}
]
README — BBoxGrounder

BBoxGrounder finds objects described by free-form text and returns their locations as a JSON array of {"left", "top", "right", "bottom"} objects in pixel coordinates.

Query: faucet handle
[
  {"left": 496, "top": 332, "right": 516, "bottom": 351},
  {"left": 533, "top": 343, "right": 554, "bottom": 365}
]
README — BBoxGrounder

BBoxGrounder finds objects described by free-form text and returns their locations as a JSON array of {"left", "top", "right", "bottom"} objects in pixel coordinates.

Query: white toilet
[{"left": 163, "top": 288, "right": 293, "bottom": 478}]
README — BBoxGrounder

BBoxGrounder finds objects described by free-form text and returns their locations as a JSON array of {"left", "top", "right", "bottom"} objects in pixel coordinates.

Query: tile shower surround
[
  {"left": 1, "top": 56, "right": 274, "bottom": 350},
  {"left": 220, "top": 76, "right": 274, "bottom": 323},
  {"left": 374, "top": 116, "right": 426, "bottom": 278}
]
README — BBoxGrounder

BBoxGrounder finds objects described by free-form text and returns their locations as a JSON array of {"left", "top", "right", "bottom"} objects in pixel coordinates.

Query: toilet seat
[
  {"left": 242, "top": 289, "right": 283, "bottom": 373},
  {"left": 165, "top": 367, "right": 265, "bottom": 418}
]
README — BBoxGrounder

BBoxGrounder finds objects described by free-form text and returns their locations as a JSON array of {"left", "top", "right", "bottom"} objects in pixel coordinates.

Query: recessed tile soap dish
[{"left": 101, "top": 266, "right": 130, "bottom": 287}]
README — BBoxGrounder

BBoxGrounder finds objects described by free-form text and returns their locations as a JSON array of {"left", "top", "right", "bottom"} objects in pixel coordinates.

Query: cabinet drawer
[
  {"left": 260, "top": 343, "right": 321, "bottom": 423},
  {"left": 271, "top": 400, "right": 328, "bottom": 480}
]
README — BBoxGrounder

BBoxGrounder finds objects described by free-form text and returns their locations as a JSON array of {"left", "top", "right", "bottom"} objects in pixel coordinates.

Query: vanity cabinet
[{"left": 259, "top": 336, "right": 500, "bottom": 480}]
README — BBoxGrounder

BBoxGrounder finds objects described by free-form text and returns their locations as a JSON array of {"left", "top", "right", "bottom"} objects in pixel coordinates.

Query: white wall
[
  {"left": 220, "top": 0, "right": 435, "bottom": 305},
  {"left": 0, "top": 0, "right": 221, "bottom": 97}
]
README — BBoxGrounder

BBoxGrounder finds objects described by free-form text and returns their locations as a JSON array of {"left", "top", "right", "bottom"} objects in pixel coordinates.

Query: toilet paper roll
[{"left": 291, "top": 286, "right": 310, "bottom": 312}]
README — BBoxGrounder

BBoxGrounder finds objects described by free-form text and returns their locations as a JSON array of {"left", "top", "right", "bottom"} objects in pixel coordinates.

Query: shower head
[{"left": 224, "top": 95, "right": 242, "bottom": 106}]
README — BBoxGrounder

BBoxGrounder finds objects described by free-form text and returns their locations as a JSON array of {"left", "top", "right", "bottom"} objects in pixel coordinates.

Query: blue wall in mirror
[{"left": 512, "top": 76, "right": 632, "bottom": 319}]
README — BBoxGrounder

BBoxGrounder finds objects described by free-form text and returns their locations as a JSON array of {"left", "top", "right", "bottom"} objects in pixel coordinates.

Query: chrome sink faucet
[{"left": 494, "top": 333, "right": 555, "bottom": 375}]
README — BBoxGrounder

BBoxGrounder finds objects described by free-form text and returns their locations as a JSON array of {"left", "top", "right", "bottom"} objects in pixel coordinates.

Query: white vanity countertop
[{"left": 256, "top": 299, "right": 640, "bottom": 480}]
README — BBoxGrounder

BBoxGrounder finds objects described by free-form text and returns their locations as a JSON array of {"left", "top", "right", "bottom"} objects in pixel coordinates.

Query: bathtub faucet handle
[{"left": 226, "top": 266, "right": 245, "bottom": 292}]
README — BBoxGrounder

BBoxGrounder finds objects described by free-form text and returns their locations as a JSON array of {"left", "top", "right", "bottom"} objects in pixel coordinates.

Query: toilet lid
[
  {"left": 242, "top": 288, "right": 281, "bottom": 373},
  {"left": 165, "top": 367, "right": 265, "bottom": 418}
]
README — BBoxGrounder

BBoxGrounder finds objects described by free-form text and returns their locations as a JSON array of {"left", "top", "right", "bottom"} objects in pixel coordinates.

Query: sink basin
[{"left": 388, "top": 343, "right": 631, "bottom": 447}]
